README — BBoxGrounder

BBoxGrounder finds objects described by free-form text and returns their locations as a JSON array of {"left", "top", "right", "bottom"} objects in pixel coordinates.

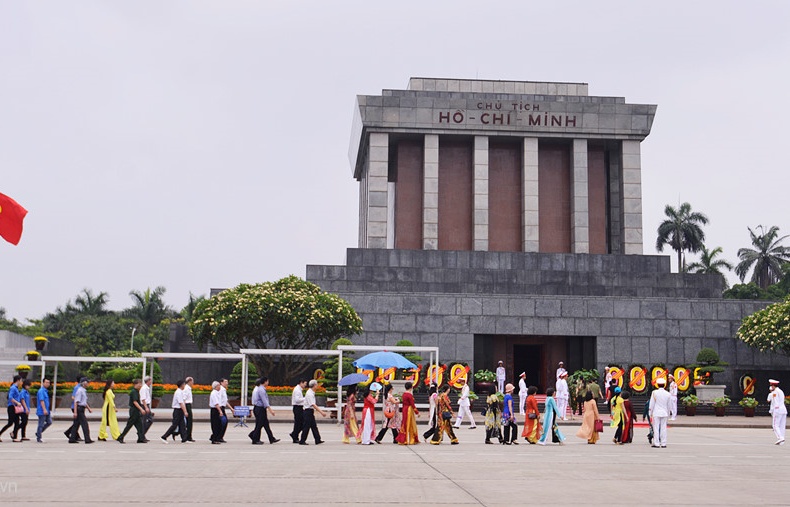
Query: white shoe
[
  {"left": 780, "top": 440, "right": 786, "bottom": 446},
  {"left": 776, "top": 440, "right": 783, "bottom": 445},
  {"left": 537, "top": 441, "right": 546, "bottom": 446},
  {"left": 160, "top": 437, "right": 169, "bottom": 444}
]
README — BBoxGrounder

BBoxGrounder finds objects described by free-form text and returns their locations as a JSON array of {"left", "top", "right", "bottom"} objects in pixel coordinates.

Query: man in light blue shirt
[
  {"left": 36, "top": 378, "right": 53, "bottom": 443},
  {"left": 249, "top": 377, "right": 279, "bottom": 445},
  {"left": 63, "top": 375, "right": 84, "bottom": 441},
  {"left": 0, "top": 375, "right": 24, "bottom": 441},
  {"left": 67, "top": 378, "right": 94, "bottom": 444}
]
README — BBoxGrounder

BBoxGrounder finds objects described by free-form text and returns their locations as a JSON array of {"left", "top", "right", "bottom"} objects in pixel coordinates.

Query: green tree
[
  {"left": 190, "top": 275, "right": 363, "bottom": 381},
  {"left": 686, "top": 246, "right": 734, "bottom": 287},
  {"left": 180, "top": 292, "right": 206, "bottom": 320},
  {"left": 655, "top": 202, "right": 709, "bottom": 272},
  {"left": 321, "top": 338, "right": 355, "bottom": 393},
  {"left": 72, "top": 288, "right": 110, "bottom": 316},
  {"left": 125, "top": 286, "right": 176, "bottom": 333},
  {"left": 737, "top": 297, "right": 790, "bottom": 356},
  {"left": 735, "top": 225, "right": 790, "bottom": 290}
]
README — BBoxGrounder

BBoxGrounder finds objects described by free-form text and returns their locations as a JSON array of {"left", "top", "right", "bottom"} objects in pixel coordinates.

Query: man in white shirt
[
  {"left": 649, "top": 377, "right": 672, "bottom": 448},
  {"left": 217, "top": 378, "right": 232, "bottom": 443},
  {"left": 140, "top": 376, "right": 154, "bottom": 436},
  {"left": 299, "top": 380, "right": 326, "bottom": 445},
  {"left": 668, "top": 374, "right": 678, "bottom": 421},
  {"left": 209, "top": 381, "right": 223, "bottom": 444},
  {"left": 453, "top": 378, "right": 477, "bottom": 429},
  {"left": 556, "top": 361, "right": 567, "bottom": 380},
  {"left": 518, "top": 372, "right": 528, "bottom": 415},
  {"left": 768, "top": 379, "right": 787, "bottom": 445},
  {"left": 555, "top": 372, "right": 570, "bottom": 421},
  {"left": 183, "top": 376, "right": 195, "bottom": 442},
  {"left": 161, "top": 380, "right": 189, "bottom": 444},
  {"left": 495, "top": 361, "right": 506, "bottom": 394},
  {"left": 289, "top": 379, "right": 308, "bottom": 443}
]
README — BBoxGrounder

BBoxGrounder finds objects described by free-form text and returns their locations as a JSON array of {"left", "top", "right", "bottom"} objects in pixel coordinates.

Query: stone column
[
  {"left": 522, "top": 138, "right": 539, "bottom": 252},
  {"left": 607, "top": 146, "right": 622, "bottom": 254},
  {"left": 423, "top": 134, "right": 439, "bottom": 250},
  {"left": 366, "top": 133, "right": 389, "bottom": 249},
  {"left": 571, "top": 139, "right": 589, "bottom": 254},
  {"left": 621, "top": 140, "right": 643, "bottom": 254},
  {"left": 473, "top": 136, "right": 489, "bottom": 251}
]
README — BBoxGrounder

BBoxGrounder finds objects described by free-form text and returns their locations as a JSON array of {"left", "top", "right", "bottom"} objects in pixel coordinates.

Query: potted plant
[
  {"left": 474, "top": 369, "right": 496, "bottom": 395},
  {"left": 15, "top": 364, "right": 31, "bottom": 379},
  {"left": 738, "top": 397, "right": 759, "bottom": 417},
  {"left": 33, "top": 336, "right": 48, "bottom": 351},
  {"left": 693, "top": 348, "right": 729, "bottom": 402},
  {"left": 681, "top": 394, "right": 699, "bottom": 416},
  {"left": 26, "top": 350, "right": 41, "bottom": 361},
  {"left": 711, "top": 395, "right": 731, "bottom": 417}
]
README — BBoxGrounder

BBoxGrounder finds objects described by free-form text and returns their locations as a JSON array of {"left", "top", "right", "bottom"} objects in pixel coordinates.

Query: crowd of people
[{"left": 2, "top": 367, "right": 787, "bottom": 448}]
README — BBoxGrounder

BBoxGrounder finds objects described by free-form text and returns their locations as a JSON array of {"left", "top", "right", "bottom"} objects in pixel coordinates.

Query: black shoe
[
  {"left": 485, "top": 440, "right": 492, "bottom": 444},
  {"left": 270, "top": 438, "right": 280, "bottom": 444},
  {"left": 98, "top": 438, "right": 106, "bottom": 442},
  {"left": 137, "top": 440, "right": 147, "bottom": 444},
  {"left": 299, "top": 442, "right": 308, "bottom": 445},
  {"left": 212, "top": 441, "right": 221, "bottom": 444},
  {"left": 85, "top": 440, "right": 95, "bottom": 444},
  {"left": 316, "top": 440, "right": 324, "bottom": 445},
  {"left": 252, "top": 441, "right": 264, "bottom": 445},
  {"left": 117, "top": 438, "right": 125, "bottom": 444},
  {"left": 219, "top": 439, "right": 227, "bottom": 443},
  {"left": 68, "top": 440, "right": 78, "bottom": 444},
  {"left": 187, "top": 439, "right": 195, "bottom": 442}
]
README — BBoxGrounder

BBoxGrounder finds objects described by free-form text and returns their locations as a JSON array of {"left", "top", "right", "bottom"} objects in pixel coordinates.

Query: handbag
[
  {"left": 384, "top": 407, "right": 395, "bottom": 419},
  {"left": 14, "top": 405, "right": 24, "bottom": 414},
  {"left": 441, "top": 411, "right": 452, "bottom": 421},
  {"left": 594, "top": 419, "right": 604, "bottom": 432},
  {"left": 528, "top": 413, "right": 538, "bottom": 420}
]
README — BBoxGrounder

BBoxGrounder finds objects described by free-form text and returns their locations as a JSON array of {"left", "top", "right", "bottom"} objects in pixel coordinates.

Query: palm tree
[
  {"left": 125, "top": 286, "right": 174, "bottom": 332},
  {"left": 655, "top": 202, "right": 709, "bottom": 272},
  {"left": 686, "top": 246, "right": 734, "bottom": 286},
  {"left": 72, "top": 288, "right": 110, "bottom": 316},
  {"left": 735, "top": 225, "right": 790, "bottom": 289}
]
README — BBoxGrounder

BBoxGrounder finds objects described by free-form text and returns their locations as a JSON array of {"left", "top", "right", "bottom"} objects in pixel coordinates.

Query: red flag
[{"left": 0, "top": 192, "right": 28, "bottom": 245}]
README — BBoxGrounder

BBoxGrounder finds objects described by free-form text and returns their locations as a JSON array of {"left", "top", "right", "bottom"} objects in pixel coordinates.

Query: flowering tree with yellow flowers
[
  {"left": 737, "top": 296, "right": 790, "bottom": 355},
  {"left": 190, "top": 276, "right": 363, "bottom": 380}
]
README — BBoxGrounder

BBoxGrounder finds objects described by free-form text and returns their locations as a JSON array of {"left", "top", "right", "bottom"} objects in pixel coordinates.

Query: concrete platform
[{"left": 1, "top": 418, "right": 788, "bottom": 506}]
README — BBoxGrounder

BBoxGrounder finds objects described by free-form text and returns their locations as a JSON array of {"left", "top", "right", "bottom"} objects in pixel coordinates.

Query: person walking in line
[
  {"left": 423, "top": 384, "right": 438, "bottom": 442},
  {"left": 98, "top": 380, "right": 121, "bottom": 441},
  {"left": 649, "top": 378, "right": 671, "bottom": 448},
  {"left": 342, "top": 385, "right": 361, "bottom": 444},
  {"left": 209, "top": 381, "right": 223, "bottom": 444},
  {"left": 118, "top": 379, "right": 147, "bottom": 444},
  {"left": 576, "top": 391, "right": 601, "bottom": 444},
  {"left": 63, "top": 375, "right": 83, "bottom": 441},
  {"left": 299, "top": 380, "right": 326, "bottom": 445},
  {"left": 768, "top": 379, "right": 786, "bottom": 445},
  {"left": 521, "top": 386, "right": 542, "bottom": 444},
  {"left": 430, "top": 385, "right": 458, "bottom": 445},
  {"left": 1, "top": 376, "right": 24, "bottom": 442},
  {"left": 289, "top": 379, "right": 308, "bottom": 444},
  {"left": 217, "top": 378, "right": 231, "bottom": 442},
  {"left": 538, "top": 387, "right": 565, "bottom": 445},
  {"left": 184, "top": 376, "right": 195, "bottom": 442},
  {"left": 518, "top": 372, "right": 527, "bottom": 415},
  {"left": 35, "top": 378, "right": 53, "bottom": 443},
  {"left": 484, "top": 392, "right": 503, "bottom": 444},
  {"left": 668, "top": 375, "right": 678, "bottom": 421},
  {"left": 619, "top": 391, "right": 637, "bottom": 444},
  {"left": 360, "top": 387, "right": 379, "bottom": 445},
  {"left": 161, "top": 380, "right": 189, "bottom": 444},
  {"left": 610, "top": 387, "right": 624, "bottom": 444},
  {"left": 574, "top": 378, "right": 588, "bottom": 416},
  {"left": 68, "top": 378, "right": 94, "bottom": 444},
  {"left": 376, "top": 384, "right": 401, "bottom": 444},
  {"left": 397, "top": 382, "right": 420, "bottom": 445},
  {"left": 555, "top": 371, "right": 570, "bottom": 421},
  {"left": 140, "top": 376, "right": 154, "bottom": 436},
  {"left": 453, "top": 378, "right": 477, "bottom": 429},
  {"left": 495, "top": 361, "right": 506, "bottom": 393},
  {"left": 18, "top": 379, "right": 32, "bottom": 441},
  {"left": 502, "top": 383, "right": 519, "bottom": 445},
  {"left": 249, "top": 377, "right": 279, "bottom": 445}
]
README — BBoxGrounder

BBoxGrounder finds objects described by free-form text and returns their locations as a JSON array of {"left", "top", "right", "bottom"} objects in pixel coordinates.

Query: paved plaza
[{"left": 1, "top": 418, "right": 788, "bottom": 506}]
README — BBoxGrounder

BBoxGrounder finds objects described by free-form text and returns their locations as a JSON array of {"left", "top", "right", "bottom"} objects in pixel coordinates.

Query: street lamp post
[{"left": 130, "top": 327, "right": 137, "bottom": 352}]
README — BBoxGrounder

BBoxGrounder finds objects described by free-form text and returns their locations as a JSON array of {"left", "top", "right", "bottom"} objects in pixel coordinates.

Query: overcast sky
[{"left": 1, "top": 1, "right": 788, "bottom": 321}]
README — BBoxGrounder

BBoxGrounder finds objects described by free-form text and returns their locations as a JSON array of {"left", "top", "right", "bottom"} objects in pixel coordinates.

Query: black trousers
[
  {"left": 142, "top": 411, "right": 153, "bottom": 435},
  {"left": 503, "top": 420, "right": 518, "bottom": 443},
  {"left": 119, "top": 410, "right": 145, "bottom": 442},
  {"left": 162, "top": 408, "right": 187, "bottom": 442},
  {"left": 219, "top": 407, "right": 228, "bottom": 439},
  {"left": 210, "top": 407, "right": 222, "bottom": 442},
  {"left": 0, "top": 405, "right": 19, "bottom": 438},
  {"left": 69, "top": 406, "right": 91, "bottom": 442},
  {"left": 250, "top": 406, "right": 275, "bottom": 443},
  {"left": 290, "top": 405, "right": 304, "bottom": 442},
  {"left": 423, "top": 414, "right": 437, "bottom": 440},
  {"left": 185, "top": 403, "right": 193, "bottom": 440},
  {"left": 19, "top": 412, "right": 29, "bottom": 438},
  {"left": 299, "top": 408, "right": 321, "bottom": 444},
  {"left": 376, "top": 426, "right": 399, "bottom": 443}
]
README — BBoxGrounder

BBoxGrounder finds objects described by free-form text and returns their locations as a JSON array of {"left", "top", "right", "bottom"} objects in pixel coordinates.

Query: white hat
[
  {"left": 769, "top": 379, "right": 780, "bottom": 385},
  {"left": 656, "top": 377, "right": 666, "bottom": 385},
  {"left": 519, "top": 372, "right": 526, "bottom": 377}
]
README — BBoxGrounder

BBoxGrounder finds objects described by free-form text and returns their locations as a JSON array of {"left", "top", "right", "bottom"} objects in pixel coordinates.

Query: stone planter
[
  {"left": 684, "top": 405, "right": 697, "bottom": 416},
  {"left": 714, "top": 406, "right": 726, "bottom": 417},
  {"left": 743, "top": 407, "right": 755, "bottom": 417},
  {"left": 388, "top": 380, "right": 408, "bottom": 395},
  {"left": 16, "top": 370, "right": 29, "bottom": 379},
  {"left": 474, "top": 381, "right": 495, "bottom": 396},
  {"left": 695, "top": 385, "right": 726, "bottom": 403}
]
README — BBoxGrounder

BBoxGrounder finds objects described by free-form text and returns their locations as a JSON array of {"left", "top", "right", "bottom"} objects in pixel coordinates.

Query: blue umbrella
[
  {"left": 337, "top": 373, "right": 370, "bottom": 386},
  {"left": 353, "top": 351, "right": 417, "bottom": 371}
]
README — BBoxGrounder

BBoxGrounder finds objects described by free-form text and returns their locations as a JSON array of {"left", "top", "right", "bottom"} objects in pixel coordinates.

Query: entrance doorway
[{"left": 513, "top": 345, "right": 542, "bottom": 391}]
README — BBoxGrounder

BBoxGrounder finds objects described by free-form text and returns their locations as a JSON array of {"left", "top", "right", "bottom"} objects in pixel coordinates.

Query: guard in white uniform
[
  {"left": 518, "top": 372, "right": 527, "bottom": 415},
  {"left": 555, "top": 372, "right": 570, "bottom": 421},
  {"left": 495, "top": 361, "right": 506, "bottom": 394},
  {"left": 649, "top": 377, "right": 672, "bottom": 447},
  {"left": 668, "top": 374, "right": 678, "bottom": 421},
  {"left": 454, "top": 379, "right": 477, "bottom": 429},
  {"left": 768, "top": 379, "right": 786, "bottom": 445},
  {"left": 556, "top": 361, "right": 567, "bottom": 380}
]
